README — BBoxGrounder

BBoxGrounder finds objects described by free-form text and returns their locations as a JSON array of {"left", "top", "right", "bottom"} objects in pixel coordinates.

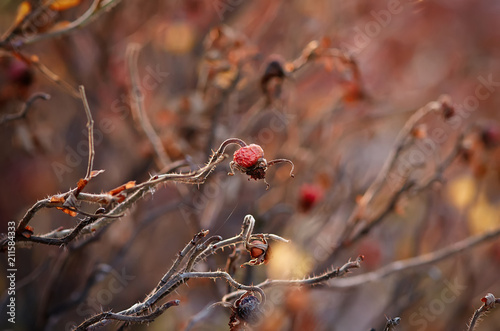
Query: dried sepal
[{"left": 241, "top": 235, "right": 270, "bottom": 267}]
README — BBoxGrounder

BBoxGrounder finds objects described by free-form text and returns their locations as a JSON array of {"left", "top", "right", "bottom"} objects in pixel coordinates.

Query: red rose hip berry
[{"left": 233, "top": 144, "right": 264, "bottom": 168}]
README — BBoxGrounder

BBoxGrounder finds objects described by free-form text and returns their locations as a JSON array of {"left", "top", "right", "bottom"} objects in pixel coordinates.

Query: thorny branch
[
  {"left": 0, "top": 0, "right": 122, "bottom": 48},
  {"left": 0, "top": 139, "right": 285, "bottom": 250},
  {"left": 74, "top": 300, "right": 180, "bottom": 331},
  {"left": 221, "top": 255, "right": 364, "bottom": 302},
  {"left": 468, "top": 293, "right": 500, "bottom": 331},
  {"left": 326, "top": 225, "right": 500, "bottom": 288},
  {"left": 75, "top": 215, "right": 362, "bottom": 330}
]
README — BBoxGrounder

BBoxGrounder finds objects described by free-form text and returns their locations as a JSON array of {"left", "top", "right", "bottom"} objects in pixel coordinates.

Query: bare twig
[
  {"left": 222, "top": 255, "right": 363, "bottom": 302},
  {"left": 184, "top": 301, "right": 231, "bottom": 331},
  {"left": 30, "top": 55, "right": 81, "bottom": 98},
  {"left": 10, "top": 0, "right": 123, "bottom": 47},
  {"left": 327, "top": 226, "right": 500, "bottom": 288},
  {"left": 74, "top": 300, "right": 180, "bottom": 331},
  {"left": 0, "top": 92, "right": 50, "bottom": 124},
  {"left": 79, "top": 86, "right": 94, "bottom": 179},
  {"left": 153, "top": 230, "right": 209, "bottom": 292},
  {"left": 126, "top": 43, "right": 170, "bottom": 168}
]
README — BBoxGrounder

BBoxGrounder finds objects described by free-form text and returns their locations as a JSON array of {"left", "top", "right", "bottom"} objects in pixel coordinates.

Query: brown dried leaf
[
  {"left": 57, "top": 207, "right": 78, "bottom": 217},
  {"left": 49, "top": 0, "right": 81, "bottom": 11},
  {"left": 108, "top": 181, "right": 136, "bottom": 196},
  {"left": 15, "top": 2, "right": 31, "bottom": 25},
  {"left": 90, "top": 169, "right": 105, "bottom": 178},
  {"left": 46, "top": 20, "right": 71, "bottom": 33},
  {"left": 50, "top": 195, "right": 66, "bottom": 203},
  {"left": 21, "top": 225, "right": 34, "bottom": 238},
  {"left": 77, "top": 178, "right": 89, "bottom": 192}
]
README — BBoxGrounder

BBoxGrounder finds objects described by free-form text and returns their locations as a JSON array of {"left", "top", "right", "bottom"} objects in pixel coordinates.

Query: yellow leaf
[
  {"left": 15, "top": 2, "right": 31, "bottom": 25},
  {"left": 268, "top": 242, "right": 313, "bottom": 279},
  {"left": 468, "top": 193, "right": 500, "bottom": 235},
  {"left": 49, "top": 0, "right": 81, "bottom": 11},
  {"left": 447, "top": 175, "right": 476, "bottom": 209},
  {"left": 163, "top": 22, "right": 196, "bottom": 55},
  {"left": 47, "top": 20, "right": 71, "bottom": 33}
]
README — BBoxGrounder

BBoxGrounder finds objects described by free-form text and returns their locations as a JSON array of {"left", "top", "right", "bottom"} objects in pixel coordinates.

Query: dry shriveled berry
[{"left": 229, "top": 292, "right": 263, "bottom": 330}]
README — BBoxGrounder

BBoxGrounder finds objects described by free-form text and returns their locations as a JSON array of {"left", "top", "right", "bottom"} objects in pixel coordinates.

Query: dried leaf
[
  {"left": 49, "top": 0, "right": 81, "bottom": 11},
  {"left": 90, "top": 169, "right": 105, "bottom": 178},
  {"left": 46, "top": 20, "right": 71, "bottom": 33},
  {"left": 77, "top": 178, "right": 89, "bottom": 192},
  {"left": 114, "top": 194, "right": 126, "bottom": 203},
  {"left": 108, "top": 181, "right": 136, "bottom": 196},
  {"left": 76, "top": 170, "right": 105, "bottom": 193},
  {"left": 15, "top": 2, "right": 31, "bottom": 25},
  {"left": 50, "top": 195, "right": 66, "bottom": 203},
  {"left": 21, "top": 225, "right": 34, "bottom": 238},
  {"left": 57, "top": 207, "right": 78, "bottom": 217}
]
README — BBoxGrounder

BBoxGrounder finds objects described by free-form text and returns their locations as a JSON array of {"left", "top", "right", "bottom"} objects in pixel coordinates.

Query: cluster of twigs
[
  {"left": 1, "top": 2, "right": 500, "bottom": 330},
  {"left": 75, "top": 215, "right": 363, "bottom": 330},
  {"left": 0, "top": 93, "right": 264, "bottom": 249}
]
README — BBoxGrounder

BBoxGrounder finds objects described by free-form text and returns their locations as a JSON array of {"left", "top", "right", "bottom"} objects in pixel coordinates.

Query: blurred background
[{"left": 1, "top": 0, "right": 500, "bottom": 330}]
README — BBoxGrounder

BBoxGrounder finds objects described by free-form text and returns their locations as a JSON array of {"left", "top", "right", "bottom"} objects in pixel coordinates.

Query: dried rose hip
[
  {"left": 242, "top": 236, "right": 270, "bottom": 267},
  {"left": 228, "top": 142, "right": 294, "bottom": 189},
  {"left": 229, "top": 291, "right": 263, "bottom": 330},
  {"left": 233, "top": 144, "right": 264, "bottom": 168}
]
